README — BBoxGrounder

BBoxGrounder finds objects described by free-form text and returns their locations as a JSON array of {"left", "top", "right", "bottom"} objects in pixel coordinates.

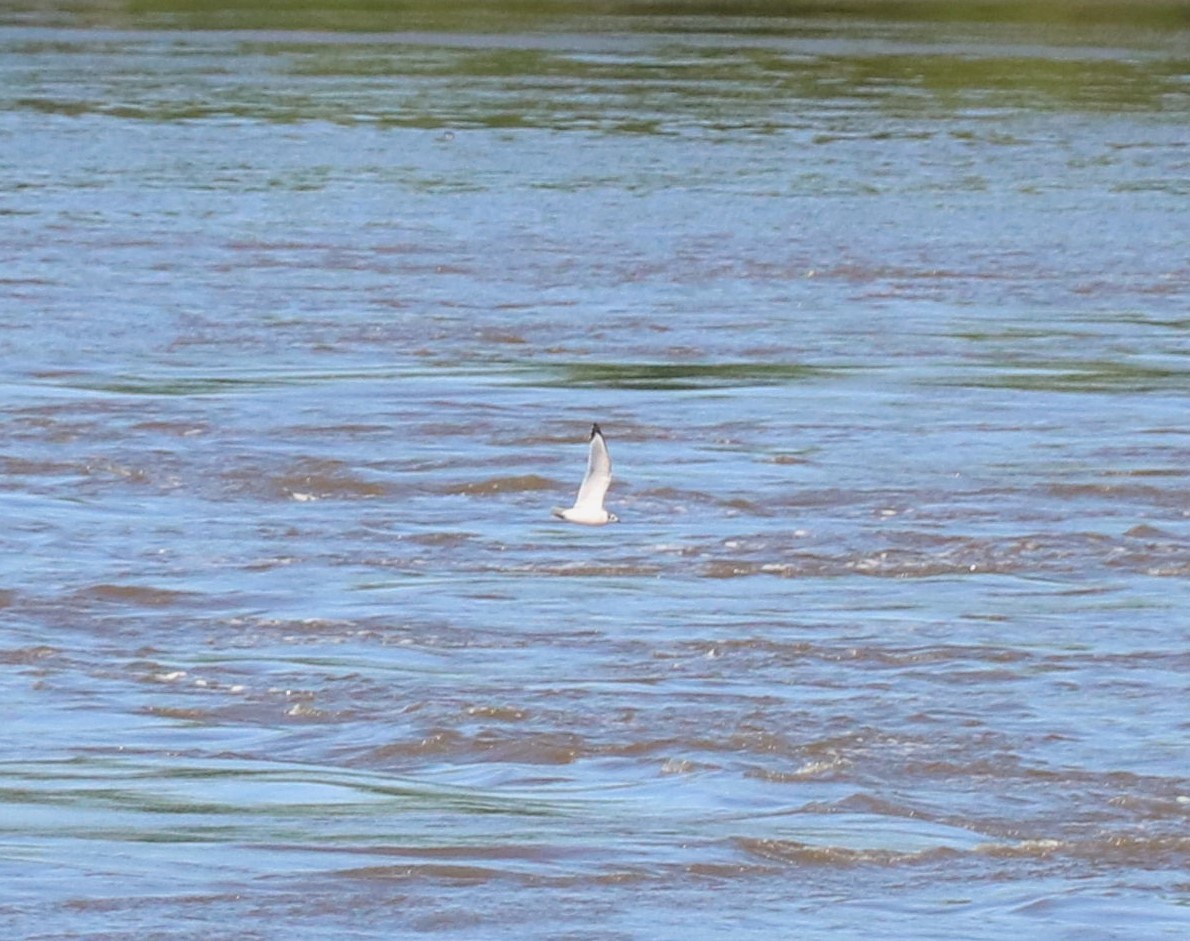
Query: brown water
[{"left": 1, "top": 8, "right": 1188, "bottom": 940}]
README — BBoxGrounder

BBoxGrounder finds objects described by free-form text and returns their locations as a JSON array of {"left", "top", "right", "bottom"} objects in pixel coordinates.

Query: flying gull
[{"left": 552, "top": 423, "right": 618, "bottom": 525}]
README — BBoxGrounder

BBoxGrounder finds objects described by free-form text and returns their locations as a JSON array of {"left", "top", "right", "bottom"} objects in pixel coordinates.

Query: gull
[{"left": 552, "top": 423, "right": 618, "bottom": 525}]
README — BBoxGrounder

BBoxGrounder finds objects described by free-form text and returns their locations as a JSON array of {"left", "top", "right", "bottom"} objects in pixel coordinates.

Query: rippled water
[{"left": 1, "top": 7, "right": 1188, "bottom": 940}]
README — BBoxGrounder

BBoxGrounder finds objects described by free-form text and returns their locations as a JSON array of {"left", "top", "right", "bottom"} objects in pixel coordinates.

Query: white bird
[{"left": 552, "top": 423, "right": 619, "bottom": 525}]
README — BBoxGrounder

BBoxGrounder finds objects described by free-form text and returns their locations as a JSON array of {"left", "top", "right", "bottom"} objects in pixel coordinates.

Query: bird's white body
[{"left": 552, "top": 424, "right": 618, "bottom": 526}]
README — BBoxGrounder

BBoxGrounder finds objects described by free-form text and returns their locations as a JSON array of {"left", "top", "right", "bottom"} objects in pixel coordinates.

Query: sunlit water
[{"left": 1, "top": 11, "right": 1188, "bottom": 940}]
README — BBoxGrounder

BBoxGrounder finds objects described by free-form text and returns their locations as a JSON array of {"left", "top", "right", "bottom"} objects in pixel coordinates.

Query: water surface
[{"left": 1, "top": 6, "right": 1188, "bottom": 940}]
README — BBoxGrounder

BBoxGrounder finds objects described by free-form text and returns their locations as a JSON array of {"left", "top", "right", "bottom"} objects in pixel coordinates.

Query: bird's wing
[{"left": 573, "top": 427, "right": 612, "bottom": 511}]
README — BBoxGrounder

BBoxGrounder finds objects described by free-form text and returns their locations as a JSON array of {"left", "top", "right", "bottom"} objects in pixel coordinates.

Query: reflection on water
[{"left": 1, "top": 4, "right": 1188, "bottom": 940}]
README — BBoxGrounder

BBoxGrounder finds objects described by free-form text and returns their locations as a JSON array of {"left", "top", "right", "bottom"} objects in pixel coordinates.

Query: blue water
[{"left": 1, "top": 12, "right": 1188, "bottom": 941}]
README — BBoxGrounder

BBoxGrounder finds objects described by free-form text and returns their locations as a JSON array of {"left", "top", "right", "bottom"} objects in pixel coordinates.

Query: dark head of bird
[{"left": 590, "top": 423, "right": 603, "bottom": 439}]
